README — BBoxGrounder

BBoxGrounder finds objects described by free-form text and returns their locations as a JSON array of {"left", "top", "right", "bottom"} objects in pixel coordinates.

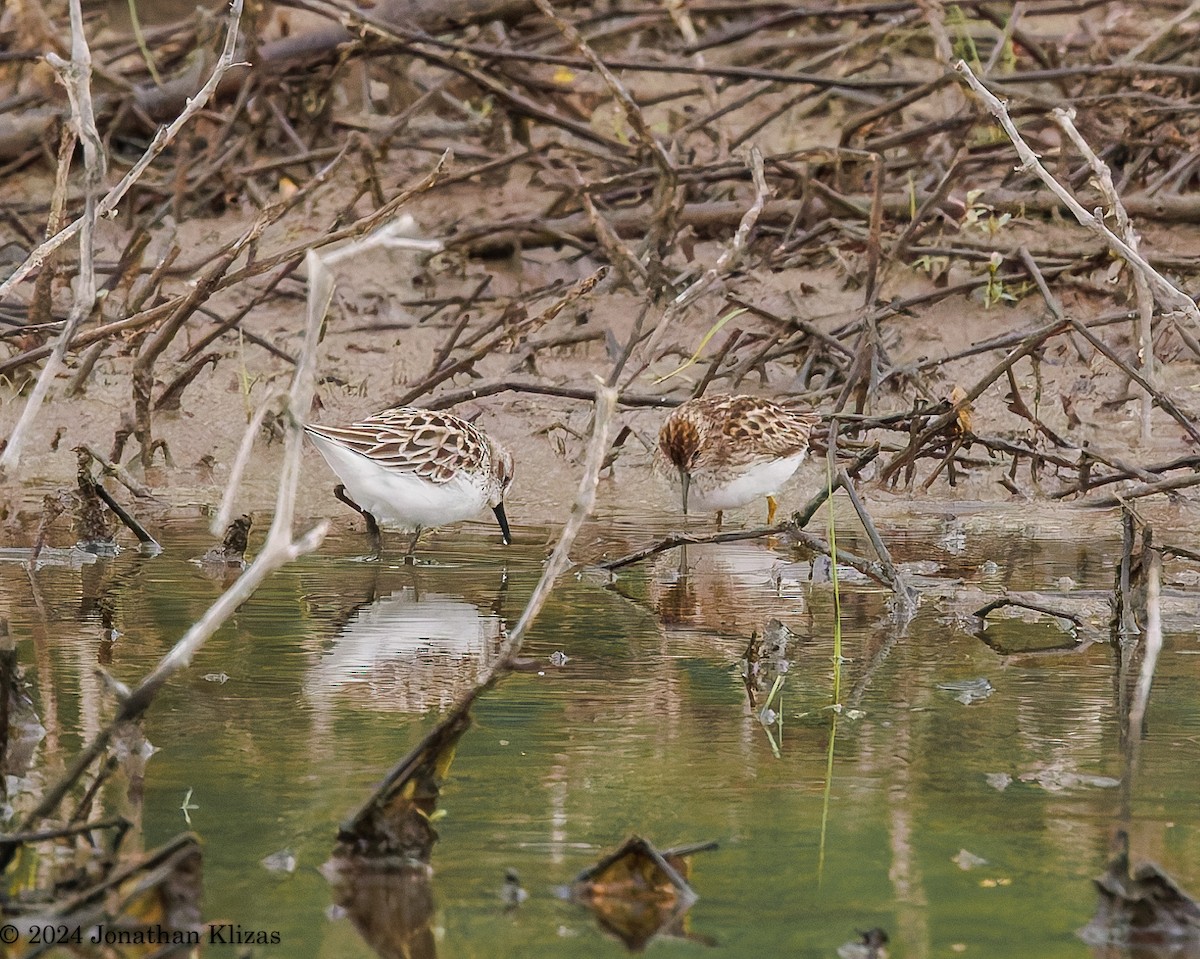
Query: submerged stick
[
  {"left": 835, "top": 469, "right": 915, "bottom": 609},
  {"left": 1127, "top": 550, "right": 1163, "bottom": 752},
  {"left": 90, "top": 482, "right": 160, "bottom": 550}
]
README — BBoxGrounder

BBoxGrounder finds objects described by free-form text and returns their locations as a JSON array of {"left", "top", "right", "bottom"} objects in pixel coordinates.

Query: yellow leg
[
  {"left": 715, "top": 510, "right": 724, "bottom": 531},
  {"left": 767, "top": 495, "right": 778, "bottom": 525}
]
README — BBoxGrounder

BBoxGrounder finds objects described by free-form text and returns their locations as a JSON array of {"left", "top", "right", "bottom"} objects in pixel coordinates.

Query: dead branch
[{"left": 955, "top": 59, "right": 1200, "bottom": 334}]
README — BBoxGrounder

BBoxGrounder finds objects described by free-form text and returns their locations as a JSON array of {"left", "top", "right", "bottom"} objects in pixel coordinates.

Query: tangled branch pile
[{"left": 2, "top": 0, "right": 1200, "bottom": 508}]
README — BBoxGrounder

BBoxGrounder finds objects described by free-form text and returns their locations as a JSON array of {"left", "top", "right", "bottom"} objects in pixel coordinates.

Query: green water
[{"left": 2, "top": 508, "right": 1199, "bottom": 958}]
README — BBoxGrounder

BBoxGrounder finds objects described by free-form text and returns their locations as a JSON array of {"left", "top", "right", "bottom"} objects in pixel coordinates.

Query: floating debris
[
  {"left": 952, "top": 849, "right": 989, "bottom": 871},
  {"left": 200, "top": 514, "right": 252, "bottom": 568},
  {"left": 501, "top": 868, "right": 529, "bottom": 911},
  {"left": 837, "top": 927, "right": 889, "bottom": 959},
  {"left": 741, "top": 619, "right": 797, "bottom": 711},
  {"left": 1080, "top": 833, "right": 1200, "bottom": 948},
  {"left": 262, "top": 849, "right": 297, "bottom": 874},
  {"left": 937, "top": 678, "right": 994, "bottom": 705},
  {"left": 1018, "top": 766, "right": 1120, "bottom": 792},
  {"left": 985, "top": 772, "right": 1012, "bottom": 792},
  {"left": 567, "top": 836, "right": 715, "bottom": 951}
]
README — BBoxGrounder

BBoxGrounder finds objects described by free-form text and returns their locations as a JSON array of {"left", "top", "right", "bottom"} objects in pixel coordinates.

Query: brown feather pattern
[
  {"left": 306, "top": 408, "right": 494, "bottom": 484},
  {"left": 658, "top": 394, "right": 817, "bottom": 473}
]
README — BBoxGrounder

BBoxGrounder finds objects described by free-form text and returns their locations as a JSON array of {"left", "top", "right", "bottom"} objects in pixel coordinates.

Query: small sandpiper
[
  {"left": 655, "top": 393, "right": 818, "bottom": 526},
  {"left": 304, "top": 406, "right": 513, "bottom": 552}
]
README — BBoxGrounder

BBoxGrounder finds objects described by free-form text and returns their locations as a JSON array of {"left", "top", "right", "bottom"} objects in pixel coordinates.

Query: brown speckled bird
[
  {"left": 655, "top": 394, "right": 818, "bottom": 526},
  {"left": 305, "top": 407, "right": 513, "bottom": 550}
]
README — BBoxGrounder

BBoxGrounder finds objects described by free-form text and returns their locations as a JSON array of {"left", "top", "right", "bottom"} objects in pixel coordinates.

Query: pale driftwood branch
[
  {"left": 7, "top": 225, "right": 333, "bottom": 843},
  {"left": 1051, "top": 106, "right": 1156, "bottom": 442},
  {"left": 629, "top": 146, "right": 772, "bottom": 386},
  {"left": 0, "top": 0, "right": 246, "bottom": 303},
  {"left": 0, "top": 0, "right": 104, "bottom": 477},
  {"left": 211, "top": 391, "right": 283, "bottom": 537},
  {"left": 1127, "top": 550, "right": 1163, "bottom": 755},
  {"left": 954, "top": 59, "right": 1200, "bottom": 331}
]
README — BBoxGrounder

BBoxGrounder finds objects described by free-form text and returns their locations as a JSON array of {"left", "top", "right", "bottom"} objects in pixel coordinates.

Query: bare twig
[
  {"left": 0, "top": 0, "right": 104, "bottom": 477},
  {"left": 630, "top": 146, "right": 771, "bottom": 385},
  {"left": 488, "top": 383, "right": 618, "bottom": 679},
  {"left": 2, "top": 244, "right": 330, "bottom": 856},
  {"left": 955, "top": 60, "right": 1200, "bottom": 335},
  {"left": 1052, "top": 107, "right": 1156, "bottom": 442},
  {"left": 0, "top": 0, "right": 246, "bottom": 301}
]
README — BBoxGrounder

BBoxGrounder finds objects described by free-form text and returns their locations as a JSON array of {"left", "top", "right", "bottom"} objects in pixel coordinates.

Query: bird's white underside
[
  {"left": 689, "top": 451, "right": 807, "bottom": 510},
  {"left": 307, "top": 432, "right": 490, "bottom": 530}
]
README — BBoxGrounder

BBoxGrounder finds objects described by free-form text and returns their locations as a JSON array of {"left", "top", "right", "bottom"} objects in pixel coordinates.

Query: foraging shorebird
[
  {"left": 304, "top": 406, "right": 513, "bottom": 551},
  {"left": 655, "top": 393, "right": 818, "bottom": 526}
]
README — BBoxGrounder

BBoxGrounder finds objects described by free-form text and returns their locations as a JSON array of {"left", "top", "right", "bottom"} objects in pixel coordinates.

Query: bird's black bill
[
  {"left": 680, "top": 469, "right": 691, "bottom": 516},
  {"left": 493, "top": 502, "right": 512, "bottom": 545}
]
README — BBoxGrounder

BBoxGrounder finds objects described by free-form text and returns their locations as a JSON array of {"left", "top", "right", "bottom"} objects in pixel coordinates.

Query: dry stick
[
  {"left": 1127, "top": 550, "right": 1163, "bottom": 753},
  {"left": 210, "top": 390, "right": 281, "bottom": 536},
  {"left": 835, "top": 152, "right": 885, "bottom": 414},
  {"left": 983, "top": 0, "right": 1024, "bottom": 75},
  {"left": 89, "top": 482, "right": 159, "bottom": 549},
  {"left": 691, "top": 327, "right": 743, "bottom": 399},
  {"left": 954, "top": 60, "right": 1200, "bottom": 338},
  {"left": 28, "top": 126, "right": 77, "bottom": 330},
  {"left": 1121, "top": 0, "right": 1200, "bottom": 63},
  {"left": 891, "top": 150, "right": 967, "bottom": 261},
  {"left": 1052, "top": 107, "right": 1156, "bottom": 443},
  {"left": 599, "top": 446, "right": 880, "bottom": 572},
  {"left": 424, "top": 275, "right": 492, "bottom": 378},
  {"left": 531, "top": 0, "right": 678, "bottom": 283},
  {"left": 449, "top": 186, "right": 1200, "bottom": 259},
  {"left": 490, "top": 384, "right": 617, "bottom": 679},
  {"left": 0, "top": 0, "right": 104, "bottom": 479},
  {"left": 423, "top": 379, "right": 675, "bottom": 412},
  {"left": 2, "top": 254, "right": 330, "bottom": 855},
  {"left": 179, "top": 261, "right": 301, "bottom": 364},
  {"left": 973, "top": 596, "right": 1084, "bottom": 627},
  {"left": 132, "top": 150, "right": 448, "bottom": 463},
  {"left": 1067, "top": 318, "right": 1200, "bottom": 445},
  {"left": 1053, "top": 453, "right": 1200, "bottom": 500},
  {"left": 664, "top": 0, "right": 725, "bottom": 151},
  {"left": 532, "top": 0, "right": 673, "bottom": 178},
  {"left": 1081, "top": 473, "right": 1200, "bottom": 509},
  {"left": 392, "top": 267, "right": 607, "bottom": 407},
  {"left": 0, "top": 0, "right": 245, "bottom": 302},
  {"left": 1016, "top": 248, "right": 1188, "bottom": 472},
  {"left": 627, "top": 146, "right": 771, "bottom": 388},
  {"left": 835, "top": 469, "right": 915, "bottom": 609},
  {"left": 877, "top": 318, "right": 1069, "bottom": 485},
  {"left": 582, "top": 190, "right": 648, "bottom": 287},
  {"left": 0, "top": 155, "right": 451, "bottom": 380},
  {"left": 79, "top": 444, "right": 156, "bottom": 500},
  {"left": 287, "top": 0, "right": 628, "bottom": 153}
]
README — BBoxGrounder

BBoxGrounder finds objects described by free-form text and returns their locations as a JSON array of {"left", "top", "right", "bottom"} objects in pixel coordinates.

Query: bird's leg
[
  {"left": 404, "top": 525, "right": 424, "bottom": 563},
  {"left": 715, "top": 510, "right": 724, "bottom": 531},
  {"left": 767, "top": 495, "right": 779, "bottom": 525},
  {"left": 334, "top": 484, "right": 382, "bottom": 553}
]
